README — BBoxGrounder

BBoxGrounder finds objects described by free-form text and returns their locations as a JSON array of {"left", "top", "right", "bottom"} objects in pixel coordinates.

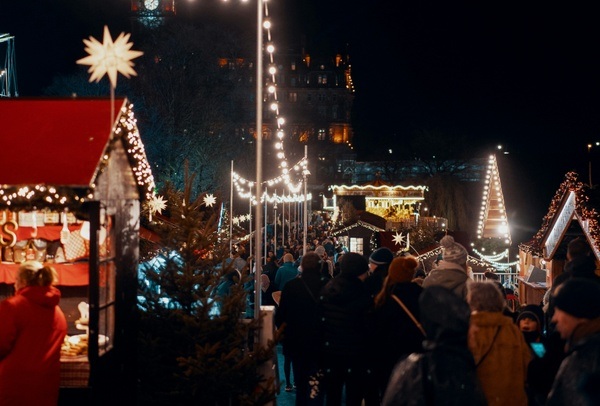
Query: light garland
[
  {"left": 519, "top": 171, "right": 600, "bottom": 259},
  {"left": 223, "top": 0, "right": 309, "bottom": 203}
]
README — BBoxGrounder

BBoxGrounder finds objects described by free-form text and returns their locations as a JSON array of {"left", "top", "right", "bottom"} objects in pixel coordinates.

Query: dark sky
[{"left": 3, "top": 0, "right": 600, "bottom": 244}]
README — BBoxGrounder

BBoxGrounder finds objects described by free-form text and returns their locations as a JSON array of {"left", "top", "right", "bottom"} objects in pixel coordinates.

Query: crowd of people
[{"left": 263, "top": 235, "right": 600, "bottom": 406}]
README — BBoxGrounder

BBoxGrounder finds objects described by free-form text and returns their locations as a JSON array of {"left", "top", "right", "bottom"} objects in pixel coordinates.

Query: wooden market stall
[
  {"left": 518, "top": 172, "right": 600, "bottom": 305},
  {"left": 0, "top": 97, "right": 154, "bottom": 404}
]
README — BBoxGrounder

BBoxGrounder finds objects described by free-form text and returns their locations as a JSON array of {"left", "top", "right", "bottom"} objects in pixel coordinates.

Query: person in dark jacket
[
  {"left": 547, "top": 278, "right": 600, "bottom": 406},
  {"left": 365, "top": 255, "right": 424, "bottom": 405},
  {"left": 381, "top": 285, "right": 487, "bottom": 406},
  {"left": 319, "top": 252, "right": 372, "bottom": 406},
  {"left": 275, "top": 252, "right": 329, "bottom": 405}
]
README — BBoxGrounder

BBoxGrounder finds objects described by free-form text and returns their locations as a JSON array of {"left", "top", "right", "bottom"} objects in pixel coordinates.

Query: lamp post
[
  {"left": 253, "top": 0, "right": 263, "bottom": 320},
  {"left": 302, "top": 145, "right": 310, "bottom": 256},
  {"left": 588, "top": 143, "right": 593, "bottom": 188}
]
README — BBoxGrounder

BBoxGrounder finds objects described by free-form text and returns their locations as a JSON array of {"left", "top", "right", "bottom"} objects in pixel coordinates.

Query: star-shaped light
[
  {"left": 76, "top": 25, "right": 143, "bottom": 88},
  {"left": 392, "top": 232, "right": 405, "bottom": 246},
  {"left": 203, "top": 194, "right": 216, "bottom": 207},
  {"left": 149, "top": 195, "right": 167, "bottom": 216}
]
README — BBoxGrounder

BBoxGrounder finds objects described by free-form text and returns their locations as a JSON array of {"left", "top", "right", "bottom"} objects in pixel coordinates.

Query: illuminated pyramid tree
[{"left": 473, "top": 154, "right": 515, "bottom": 270}]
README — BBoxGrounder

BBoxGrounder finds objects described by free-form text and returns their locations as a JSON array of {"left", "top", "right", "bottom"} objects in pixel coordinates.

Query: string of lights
[{"left": 228, "top": 0, "right": 309, "bottom": 203}]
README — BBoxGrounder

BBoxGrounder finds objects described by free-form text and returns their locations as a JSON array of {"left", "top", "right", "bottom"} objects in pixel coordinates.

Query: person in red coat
[{"left": 0, "top": 260, "right": 67, "bottom": 406}]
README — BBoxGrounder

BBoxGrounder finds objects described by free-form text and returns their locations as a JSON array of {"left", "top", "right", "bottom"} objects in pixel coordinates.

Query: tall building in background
[{"left": 130, "top": 0, "right": 176, "bottom": 30}]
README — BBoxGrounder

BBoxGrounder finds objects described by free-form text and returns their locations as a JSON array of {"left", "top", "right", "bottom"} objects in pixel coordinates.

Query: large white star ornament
[
  {"left": 76, "top": 25, "right": 143, "bottom": 88},
  {"left": 149, "top": 195, "right": 167, "bottom": 215},
  {"left": 392, "top": 232, "right": 405, "bottom": 246},
  {"left": 203, "top": 194, "right": 216, "bottom": 207}
]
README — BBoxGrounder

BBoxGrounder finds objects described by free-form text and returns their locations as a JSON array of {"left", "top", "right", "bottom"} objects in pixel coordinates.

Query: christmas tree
[{"left": 137, "top": 172, "right": 279, "bottom": 405}]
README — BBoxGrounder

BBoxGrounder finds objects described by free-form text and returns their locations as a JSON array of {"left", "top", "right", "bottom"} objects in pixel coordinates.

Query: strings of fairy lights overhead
[{"left": 228, "top": 0, "right": 309, "bottom": 204}]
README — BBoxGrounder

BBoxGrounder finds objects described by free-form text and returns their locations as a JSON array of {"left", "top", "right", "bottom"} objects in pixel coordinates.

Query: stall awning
[{"left": 0, "top": 97, "right": 125, "bottom": 186}]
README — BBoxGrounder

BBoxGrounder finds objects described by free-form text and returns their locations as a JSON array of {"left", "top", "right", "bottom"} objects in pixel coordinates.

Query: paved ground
[{"left": 274, "top": 344, "right": 296, "bottom": 406}]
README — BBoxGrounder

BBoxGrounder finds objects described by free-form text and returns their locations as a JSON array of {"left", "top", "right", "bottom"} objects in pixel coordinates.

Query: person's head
[
  {"left": 283, "top": 253, "right": 294, "bottom": 263},
  {"left": 551, "top": 278, "right": 600, "bottom": 340},
  {"left": 300, "top": 252, "right": 322, "bottom": 276},
  {"left": 566, "top": 237, "right": 591, "bottom": 261},
  {"left": 517, "top": 304, "right": 545, "bottom": 334},
  {"left": 420, "top": 285, "right": 471, "bottom": 342},
  {"left": 387, "top": 255, "right": 418, "bottom": 285},
  {"left": 439, "top": 235, "right": 468, "bottom": 268},
  {"left": 368, "top": 247, "right": 394, "bottom": 273},
  {"left": 15, "top": 260, "right": 58, "bottom": 291},
  {"left": 340, "top": 252, "right": 369, "bottom": 280},
  {"left": 467, "top": 281, "right": 505, "bottom": 313},
  {"left": 314, "top": 245, "right": 327, "bottom": 261},
  {"left": 374, "top": 255, "right": 418, "bottom": 307}
]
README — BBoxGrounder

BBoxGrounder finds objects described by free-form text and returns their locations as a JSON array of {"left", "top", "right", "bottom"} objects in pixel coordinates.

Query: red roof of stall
[{"left": 0, "top": 97, "right": 126, "bottom": 186}]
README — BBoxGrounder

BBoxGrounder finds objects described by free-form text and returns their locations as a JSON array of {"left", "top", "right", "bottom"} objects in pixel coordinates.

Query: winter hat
[
  {"left": 440, "top": 235, "right": 468, "bottom": 265},
  {"left": 553, "top": 278, "right": 600, "bottom": 319},
  {"left": 388, "top": 256, "right": 418, "bottom": 284},
  {"left": 340, "top": 252, "right": 369, "bottom": 277},
  {"left": 517, "top": 304, "right": 544, "bottom": 326},
  {"left": 369, "top": 247, "right": 394, "bottom": 266}
]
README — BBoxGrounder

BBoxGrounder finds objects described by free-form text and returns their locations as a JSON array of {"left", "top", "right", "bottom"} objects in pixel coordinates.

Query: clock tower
[{"left": 131, "top": 0, "right": 175, "bottom": 29}]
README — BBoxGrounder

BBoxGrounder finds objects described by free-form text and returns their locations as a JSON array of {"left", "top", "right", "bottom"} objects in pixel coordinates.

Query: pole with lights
[
  {"left": 302, "top": 145, "right": 310, "bottom": 256},
  {"left": 253, "top": 0, "right": 263, "bottom": 320}
]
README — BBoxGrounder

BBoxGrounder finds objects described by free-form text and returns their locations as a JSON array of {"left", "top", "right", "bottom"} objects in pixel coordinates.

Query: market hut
[
  {"left": 0, "top": 97, "right": 154, "bottom": 403},
  {"left": 518, "top": 172, "right": 600, "bottom": 305}
]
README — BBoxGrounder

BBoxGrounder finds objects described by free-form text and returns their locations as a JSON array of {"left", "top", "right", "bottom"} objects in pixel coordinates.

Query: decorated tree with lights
[{"left": 137, "top": 170, "right": 278, "bottom": 405}]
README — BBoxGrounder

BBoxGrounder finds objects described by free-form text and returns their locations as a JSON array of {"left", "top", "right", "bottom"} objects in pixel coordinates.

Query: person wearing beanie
[
  {"left": 466, "top": 281, "right": 532, "bottom": 406},
  {"left": 319, "top": 252, "right": 372, "bottom": 405},
  {"left": 364, "top": 247, "right": 395, "bottom": 298},
  {"left": 366, "top": 255, "right": 424, "bottom": 405},
  {"left": 547, "top": 278, "right": 600, "bottom": 406},
  {"left": 422, "top": 235, "right": 471, "bottom": 299},
  {"left": 517, "top": 304, "right": 545, "bottom": 343}
]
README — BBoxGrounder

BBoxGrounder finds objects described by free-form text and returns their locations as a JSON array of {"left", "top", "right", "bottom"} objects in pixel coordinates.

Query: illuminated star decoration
[
  {"left": 203, "top": 194, "right": 216, "bottom": 208},
  {"left": 148, "top": 195, "right": 167, "bottom": 222},
  {"left": 76, "top": 25, "right": 143, "bottom": 89},
  {"left": 392, "top": 232, "right": 405, "bottom": 246}
]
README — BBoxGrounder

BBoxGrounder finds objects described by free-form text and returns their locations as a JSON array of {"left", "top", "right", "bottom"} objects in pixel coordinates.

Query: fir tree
[{"left": 137, "top": 172, "right": 279, "bottom": 405}]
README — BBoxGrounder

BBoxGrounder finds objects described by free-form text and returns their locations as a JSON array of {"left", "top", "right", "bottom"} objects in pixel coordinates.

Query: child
[{"left": 516, "top": 304, "right": 545, "bottom": 344}]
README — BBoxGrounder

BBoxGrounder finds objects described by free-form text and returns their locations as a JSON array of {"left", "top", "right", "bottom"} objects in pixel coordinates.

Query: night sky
[{"left": 2, "top": 0, "right": 600, "bottom": 245}]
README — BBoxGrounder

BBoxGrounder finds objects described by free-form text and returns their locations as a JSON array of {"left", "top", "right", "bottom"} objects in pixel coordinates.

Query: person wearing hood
[
  {"left": 0, "top": 260, "right": 67, "bottom": 406},
  {"left": 547, "top": 278, "right": 600, "bottom": 406},
  {"left": 319, "top": 252, "right": 372, "bottom": 406},
  {"left": 467, "top": 281, "right": 532, "bottom": 406},
  {"left": 382, "top": 285, "right": 487, "bottom": 406},
  {"left": 422, "top": 235, "right": 471, "bottom": 299}
]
